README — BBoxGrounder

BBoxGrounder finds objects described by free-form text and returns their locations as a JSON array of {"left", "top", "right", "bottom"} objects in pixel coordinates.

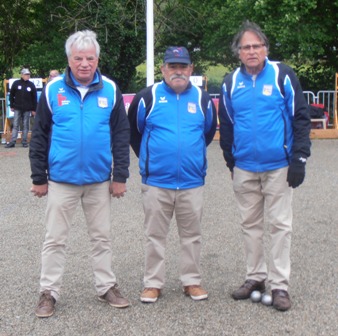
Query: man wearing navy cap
[{"left": 128, "top": 46, "right": 217, "bottom": 303}]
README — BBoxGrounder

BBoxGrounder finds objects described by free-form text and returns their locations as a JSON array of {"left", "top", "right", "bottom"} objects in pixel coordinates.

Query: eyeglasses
[{"left": 239, "top": 43, "right": 265, "bottom": 52}]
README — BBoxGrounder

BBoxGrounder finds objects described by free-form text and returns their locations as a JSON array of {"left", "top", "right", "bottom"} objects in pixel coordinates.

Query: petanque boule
[
  {"left": 250, "top": 290, "right": 262, "bottom": 303},
  {"left": 261, "top": 293, "right": 272, "bottom": 306}
]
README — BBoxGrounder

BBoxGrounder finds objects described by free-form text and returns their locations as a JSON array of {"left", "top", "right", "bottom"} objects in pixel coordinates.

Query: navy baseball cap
[{"left": 163, "top": 46, "right": 191, "bottom": 64}]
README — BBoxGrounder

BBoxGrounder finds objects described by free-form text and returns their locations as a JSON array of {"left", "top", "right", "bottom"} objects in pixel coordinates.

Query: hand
[
  {"left": 110, "top": 182, "right": 127, "bottom": 198},
  {"left": 31, "top": 184, "right": 48, "bottom": 197},
  {"left": 287, "top": 161, "right": 306, "bottom": 188}
]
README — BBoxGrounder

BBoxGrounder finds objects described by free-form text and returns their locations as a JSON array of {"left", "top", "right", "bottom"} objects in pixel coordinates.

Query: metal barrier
[
  {"left": 1, "top": 90, "right": 336, "bottom": 134},
  {"left": 209, "top": 91, "right": 336, "bottom": 128},
  {"left": 303, "top": 91, "right": 316, "bottom": 104},
  {"left": 0, "top": 97, "right": 5, "bottom": 134},
  {"left": 317, "top": 91, "right": 336, "bottom": 127}
]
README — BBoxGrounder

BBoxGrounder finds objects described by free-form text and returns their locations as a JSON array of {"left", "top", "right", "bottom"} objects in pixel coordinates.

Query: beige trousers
[
  {"left": 39, "top": 181, "right": 116, "bottom": 300},
  {"left": 141, "top": 184, "right": 204, "bottom": 289},
  {"left": 233, "top": 166, "right": 293, "bottom": 291}
]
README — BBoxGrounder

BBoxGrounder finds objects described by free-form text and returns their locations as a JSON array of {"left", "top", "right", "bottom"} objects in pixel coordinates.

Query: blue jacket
[
  {"left": 128, "top": 80, "right": 217, "bottom": 189},
  {"left": 219, "top": 58, "right": 311, "bottom": 172},
  {"left": 29, "top": 67, "right": 130, "bottom": 185}
]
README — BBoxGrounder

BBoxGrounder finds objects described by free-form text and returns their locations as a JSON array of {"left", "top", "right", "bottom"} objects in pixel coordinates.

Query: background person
[
  {"left": 219, "top": 21, "right": 311, "bottom": 311},
  {"left": 29, "top": 30, "right": 130, "bottom": 318},
  {"left": 48, "top": 69, "right": 60, "bottom": 82},
  {"left": 128, "top": 46, "right": 217, "bottom": 303},
  {"left": 5, "top": 68, "right": 37, "bottom": 148}
]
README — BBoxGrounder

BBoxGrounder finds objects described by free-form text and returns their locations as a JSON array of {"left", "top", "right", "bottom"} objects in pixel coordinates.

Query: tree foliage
[
  {"left": 4, "top": 0, "right": 146, "bottom": 92},
  {"left": 1, "top": 0, "right": 337, "bottom": 93},
  {"left": 153, "top": 0, "right": 338, "bottom": 91},
  {"left": 0, "top": 0, "right": 37, "bottom": 79}
]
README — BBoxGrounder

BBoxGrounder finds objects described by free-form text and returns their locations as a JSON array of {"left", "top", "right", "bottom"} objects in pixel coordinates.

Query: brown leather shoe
[
  {"left": 232, "top": 279, "right": 265, "bottom": 300},
  {"left": 140, "top": 288, "right": 161, "bottom": 303},
  {"left": 35, "top": 290, "right": 56, "bottom": 318},
  {"left": 272, "top": 289, "right": 291, "bottom": 311},
  {"left": 98, "top": 284, "right": 130, "bottom": 308},
  {"left": 183, "top": 285, "right": 208, "bottom": 301}
]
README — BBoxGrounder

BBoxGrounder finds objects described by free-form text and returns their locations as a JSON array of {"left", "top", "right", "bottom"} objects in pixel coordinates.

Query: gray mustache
[{"left": 170, "top": 74, "right": 188, "bottom": 81}]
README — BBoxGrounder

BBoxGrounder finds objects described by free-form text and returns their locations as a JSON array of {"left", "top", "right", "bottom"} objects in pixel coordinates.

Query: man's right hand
[{"left": 31, "top": 184, "right": 48, "bottom": 198}]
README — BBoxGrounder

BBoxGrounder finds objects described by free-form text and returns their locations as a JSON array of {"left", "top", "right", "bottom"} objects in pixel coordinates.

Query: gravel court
[{"left": 0, "top": 139, "right": 337, "bottom": 336}]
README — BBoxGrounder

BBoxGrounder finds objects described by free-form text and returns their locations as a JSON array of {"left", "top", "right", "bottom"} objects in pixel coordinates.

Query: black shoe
[
  {"left": 5, "top": 142, "right": 15, "bottom": 148},
  {"left": 22, "top": 142, "right": 28, "bottom": 148},
  {"left": 232, "top": 279, "right": 266, "bottom": 300}
]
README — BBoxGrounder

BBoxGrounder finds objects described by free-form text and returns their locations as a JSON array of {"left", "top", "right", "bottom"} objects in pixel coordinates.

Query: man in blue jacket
[
  {"left": 30, "top": 30, "right": 130, "bottom": 317},
  {"left": 128, "top": 46, "right": 217, "bottom": 303},
  {"left": 219, "top": 21, "right": 311, "bottom": 311}
]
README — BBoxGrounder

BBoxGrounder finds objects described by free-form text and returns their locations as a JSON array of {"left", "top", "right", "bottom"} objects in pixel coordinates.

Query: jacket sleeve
[
  {"left": 218, "top": 76, "right": 235, "bottom": 172},
  {"left": 127, "top": 87, "right": 150, "bottom": 158},
  {"left": 29, "top": 88, "right": 52, "bottom": 185},
  {"left": 31, "top": 83, "right": 38, "bottom": 110},
  {"left": 9, "top": 82, "right": 17, "bottom": 108},
  {"left": 110, "top": 87, "right": 130, "bottom": 183},
  {"left": 283, "top": 66, "right": 311, "bottom": 162},
  {"left": 202, "top": 90, "right": 217, "bottom": 146}
]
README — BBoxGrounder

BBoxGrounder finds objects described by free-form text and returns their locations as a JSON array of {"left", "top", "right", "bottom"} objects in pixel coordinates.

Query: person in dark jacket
[
  {"left": 5, "top": 68, "right": 37, "bottom": 148},
  {"left": 30, "top": 30, "right": 130, "bottom": 318},
  {"left": 128, "top": 46, "right": 217, "bottom": 303},
  {"left": 219, "top": 21, "right": 311, "bottom": 311}
]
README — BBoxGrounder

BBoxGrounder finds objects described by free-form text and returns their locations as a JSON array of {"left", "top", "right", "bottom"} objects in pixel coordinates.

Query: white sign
[
  {"left": 190, "top": 76, "right": 203, "bottom": 86},
  {"left": 9, "top": 78, "right": 44, "bottom": 89}
]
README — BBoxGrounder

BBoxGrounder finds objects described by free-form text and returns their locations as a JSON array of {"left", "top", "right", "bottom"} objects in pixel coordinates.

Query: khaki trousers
[
  {"left": 233, "top": 167, "right": 293, "bottom": 291},
  {"left": 39, "top": 181, "right": 116, "bottom": 300},
  {"left": 141, "top": 184, "right": 204, "bottom": 289}
]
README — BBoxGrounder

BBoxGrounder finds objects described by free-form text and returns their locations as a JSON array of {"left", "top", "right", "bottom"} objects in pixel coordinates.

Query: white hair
[{"left": 65, "top": 30, "right": 100, "bottom": 58}]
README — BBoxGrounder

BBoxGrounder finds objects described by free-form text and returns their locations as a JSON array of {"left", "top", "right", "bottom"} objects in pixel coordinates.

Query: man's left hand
[
  {"left": 287, "top": 161, "right": 306, "bottom": 188},
  {"left": 110, "top": 181, "right": 127, "bottom": 198}
]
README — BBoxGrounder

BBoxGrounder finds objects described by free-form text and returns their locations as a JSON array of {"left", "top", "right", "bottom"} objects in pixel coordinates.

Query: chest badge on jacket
[
  {"left": 188, "top": 102, "right": 196, "bottom": 114},
  {"left": 98, "top": 97, "right": 108, "bottom": 108},
  {"left": 263, "top": 85, "right": 273, "bottom": 96}
]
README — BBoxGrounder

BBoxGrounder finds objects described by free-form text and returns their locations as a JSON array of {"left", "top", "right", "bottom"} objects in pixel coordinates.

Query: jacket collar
[
  {"left": 65, "top": 67, "right": 103, "bottom": 91},
  {"left": 240, "top": 57, "right": 269, "bottom": 78}
]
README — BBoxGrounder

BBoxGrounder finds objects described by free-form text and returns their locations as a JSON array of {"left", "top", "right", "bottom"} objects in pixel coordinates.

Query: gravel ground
[{"left": 0, "top": 139, "right": 337, "bottom": 336}]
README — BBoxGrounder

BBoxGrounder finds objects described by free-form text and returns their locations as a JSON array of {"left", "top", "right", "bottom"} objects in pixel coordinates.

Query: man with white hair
[{"left": 30, "top": 30, "right": 130, "bottom": 317}]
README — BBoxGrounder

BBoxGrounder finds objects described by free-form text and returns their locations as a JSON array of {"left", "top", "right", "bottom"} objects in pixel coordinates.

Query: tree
[
  {"left": 0, "top": 0, "right": 38, "bottom": 81},
  {"left": 16, "top": 0, "right": 146, "bottom": 92},
  {"left": 1, "top": 0, "right": 337, "bottom": 93},
  {"left": 199, "top": 0, "right": 338, "bottom": 91},
  {"left": 154, "top": 0, "right": 338, "bottom": 91}
]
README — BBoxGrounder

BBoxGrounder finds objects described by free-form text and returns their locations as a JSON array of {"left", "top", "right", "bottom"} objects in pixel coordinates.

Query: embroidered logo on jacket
[
  {"left": 159, "top": 96, "right": 168, "bottom": 103},
  {"left": 57, "top": 87, "right": 70, "bottom": 106},
  {"left": 187, "top": 102, "right": 197, "bottom": 113},
  {"left": 98, "top": 97, "right": 108, "bottom": 108},
  {"left": 57, "top": 94, "right": 69, "bottom": 106},
  {"left": 237, "top": 82, "right": 245, "bottom": 89},
  {"left": 263, "top": 85, "right": 273, "bottom": 96}
]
